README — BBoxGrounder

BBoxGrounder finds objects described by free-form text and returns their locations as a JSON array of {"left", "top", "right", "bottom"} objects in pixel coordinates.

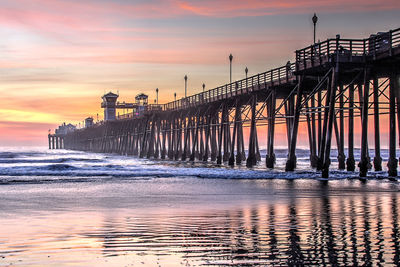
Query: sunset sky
[{"left": 0, "top": 0, "right": 399, "bottom": 146}]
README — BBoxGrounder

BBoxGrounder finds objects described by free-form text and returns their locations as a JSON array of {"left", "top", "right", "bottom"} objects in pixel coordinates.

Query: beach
[{"left": 0, "top": 148, "right": 399, "bottom": 266}]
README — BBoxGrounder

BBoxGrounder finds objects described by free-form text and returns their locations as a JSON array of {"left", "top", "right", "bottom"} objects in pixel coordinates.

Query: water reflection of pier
[{"left": 83, "top": 188, "right": 400, "bottom": 266}]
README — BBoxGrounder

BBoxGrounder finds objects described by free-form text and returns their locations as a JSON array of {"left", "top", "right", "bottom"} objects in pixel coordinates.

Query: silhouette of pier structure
[{"left": 52, "top": 27, "right": 400, "bottom": 178}]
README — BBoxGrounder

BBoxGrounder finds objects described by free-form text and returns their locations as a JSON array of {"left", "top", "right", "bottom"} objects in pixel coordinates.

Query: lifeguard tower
[
  {"left": 135, "top": 93, "right": 148, "bottom": 116},
  {"left": 101, "top": 92, "right": 119, "bottom": 121}
]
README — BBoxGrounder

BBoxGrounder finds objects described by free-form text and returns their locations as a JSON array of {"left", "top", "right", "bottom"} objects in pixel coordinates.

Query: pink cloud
[{"left": 177, "top": 0, "right": 400, "bottom": 17}]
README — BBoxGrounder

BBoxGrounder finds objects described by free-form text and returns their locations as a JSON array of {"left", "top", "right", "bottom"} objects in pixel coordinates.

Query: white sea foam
[{"left": 0, "top": 147, "right": 395, "bottom": 184}]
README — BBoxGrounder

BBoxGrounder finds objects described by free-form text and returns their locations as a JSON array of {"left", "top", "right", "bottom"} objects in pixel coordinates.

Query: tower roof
[
  {"left": 135, "top": 93, "right": 148, "bottom": 100},
  {"left": 102, "top": 91, "right": 118, "bottom": 99}
]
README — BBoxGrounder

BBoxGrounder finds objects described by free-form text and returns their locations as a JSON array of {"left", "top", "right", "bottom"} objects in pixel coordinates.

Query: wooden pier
[
  {"left": 56, "top": 28, "right": 400, "bottom": 178},
  {"left": 48, "top": 134, "right": 64, "bottom": 150}
]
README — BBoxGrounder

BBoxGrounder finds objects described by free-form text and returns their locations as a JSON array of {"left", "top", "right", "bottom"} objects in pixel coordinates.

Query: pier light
[
  {"left": 229, "top": 54, "right": 233, "bottom": 83},
  {"left": 245, "top": 67, "right": 248, "bottom": 79},
  {"left": 156, "top": 88, "right": 159, "bottom": 104},
  {"left": 312, "top": 13, "right": 318, "bottom": 44},
  {"left": 184, "top": 75, "right": 188, "bottom": 98},
  {"left": 202, "top": 83, "right": 205, "bottom": 92},
  {"left": 174, "top": 92, "right": 177, "bottom": 101}
]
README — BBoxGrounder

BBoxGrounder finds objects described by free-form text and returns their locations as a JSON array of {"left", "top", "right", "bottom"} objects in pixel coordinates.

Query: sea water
[{"left": 0, "top": 147, "right": 399, "bottom": 266}]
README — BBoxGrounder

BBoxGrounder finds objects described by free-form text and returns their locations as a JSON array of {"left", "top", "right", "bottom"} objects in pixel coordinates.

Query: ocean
[{"left": 0, "top": 147, "right": 399, "bottom": 266}]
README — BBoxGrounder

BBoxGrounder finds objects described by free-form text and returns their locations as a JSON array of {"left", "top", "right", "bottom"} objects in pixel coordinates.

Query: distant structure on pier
[
  {"left": 49, "top": 123, "right": 76, "bottom": 150},
  {"left": 101, "top": 92, "right": 119, "bottom": 121},
  {"left": 85, "top": 117, "right": 94, "bottom": 128},
  {"left": 135, "top": 94, "right": 148, "bottom": 116},
  {"left": 55, "top": 123, "right": 76, "bottom": 135}
]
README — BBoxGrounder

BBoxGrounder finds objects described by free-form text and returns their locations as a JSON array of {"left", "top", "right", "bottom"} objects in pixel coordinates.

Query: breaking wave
[{"left": 0, "top": 147, "right": 394, "bottom": 185}]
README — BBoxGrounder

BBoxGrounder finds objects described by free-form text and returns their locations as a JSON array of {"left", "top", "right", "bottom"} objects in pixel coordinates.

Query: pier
[{"left": 52, "top": 27, "right": 400, "bottom": 178}]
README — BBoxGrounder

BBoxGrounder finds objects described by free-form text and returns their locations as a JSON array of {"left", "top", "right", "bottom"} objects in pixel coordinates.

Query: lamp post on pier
[
  {"left": 229, "top": 54, "right": 233, "bottom": 83},
  {"left": 184, "top": 75, "right": 188, "bottom": 98},
  {"left": 202, "top": 83, "right": 205, "bottom": 92},
  {"left": 156, "top": 88, "right": 159, "bottom": 104},
  {"left": 174, "top": 92, "right": 177, "bottom": 109},
  {"left": 312, "top": 13, "right": 318, "bottom": 44},
  {"left": 245, "top": 67, "right": 248, "bottom": 88}
]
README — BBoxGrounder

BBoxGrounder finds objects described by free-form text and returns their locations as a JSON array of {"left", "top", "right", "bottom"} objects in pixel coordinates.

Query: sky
[{"left": 0, "top": 0, "right": 399, "bottom": 146}]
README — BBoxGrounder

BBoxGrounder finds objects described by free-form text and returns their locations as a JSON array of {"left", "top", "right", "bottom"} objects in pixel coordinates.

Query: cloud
[
  {"left": 177, "top": 0, "right": 400, "bottom": 17},
  {"left": 0, "top": 109, "right": 61, "bottom": 123}
]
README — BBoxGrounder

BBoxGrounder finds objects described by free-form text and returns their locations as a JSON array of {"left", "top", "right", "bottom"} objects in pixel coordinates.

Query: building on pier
[
  {"left": 55, "top": 123, "right": 76, "bottom": 135},
  {"left": 85, "top": 117, "right": 94, "bottom": 128},
  {"left": 101, "top": 92, "right": 119, "bottom": 121},
  {"left": 135, "top": 93, "right": 148, "bottom": 116}
]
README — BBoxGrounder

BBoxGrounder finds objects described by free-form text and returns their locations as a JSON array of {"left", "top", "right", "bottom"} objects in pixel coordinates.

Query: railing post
[
  {"left": 363, "top": 39, "right": 366, "bottom": 58},
  {"left": 235, "top": 82, "right": 238, "bottom": 96},
  {"left": 270, "top": 69, "right": 273, "bottom": 86},
  {"left": 336, "top": 34, "right": 340, "bottom": 51},
  {"left": 311, "top": 45, "right": 314, "bottom": 67},
  {"left": 350, "top": 40, "right": 353, "bottom": 53},
  {"left": 286, "top": 65, "right": 289, "bottom": 83},
  {"left": 389, "top": 30, "right": 393, "bottom": 56},
  {"left": 318, "top": 43, "right": 322, "bottom": 63},
  {"left": 327, "top": 40, "right": 330, "bottom": 55},
  {"left": 278, "top": 68, "right": 281, "bottom": 84},
  {"left": 349, "top": 40, "right": 353, "bottom": 62}
]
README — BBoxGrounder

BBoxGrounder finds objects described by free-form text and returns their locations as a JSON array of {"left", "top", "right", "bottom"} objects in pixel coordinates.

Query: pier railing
[
  {"left": 162, "top": 63, "right": 296, "bottom": 112},
  {"left": 296, "top": 27, "right": 400, "bottom": 70},
  {"left": 117, "top": 104, "right": 164, "bottom": 119}
]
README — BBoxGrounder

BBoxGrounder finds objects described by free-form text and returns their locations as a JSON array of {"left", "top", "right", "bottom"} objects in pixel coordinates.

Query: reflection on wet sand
[
  {"left": 1, "top": 184, "right": 400, "bottom": 266},
  {"left": 83, "top": 193, "right": 400, "bottom": 265}
]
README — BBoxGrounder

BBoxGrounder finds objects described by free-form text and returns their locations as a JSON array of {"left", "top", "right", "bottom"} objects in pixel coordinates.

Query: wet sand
[{"left": 1, "top": 178, "right": 400, "bottom": 266}]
